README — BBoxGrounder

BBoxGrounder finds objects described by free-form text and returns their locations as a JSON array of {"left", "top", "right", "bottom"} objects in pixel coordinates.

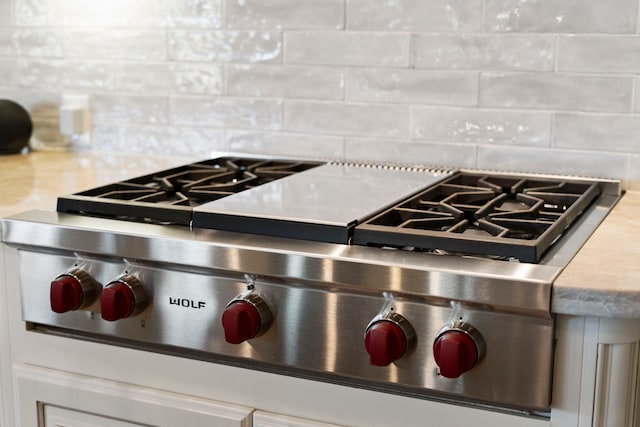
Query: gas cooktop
[
  {"left": 56, "top": 157, "right": 322, "bottom": 225},
  {"left": 353, "top": 172, "right": 600, "bottom": 263},
  {"left": 5, "top": 154, "right": 622, "bottom": 415},
  {"left": 57, "top": 156, "right": 604, "bottom": 263}
]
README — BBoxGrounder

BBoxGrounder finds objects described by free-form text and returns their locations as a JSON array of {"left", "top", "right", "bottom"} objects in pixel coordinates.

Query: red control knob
[
  {"left": 364, "top": 320, "right": 407, "bottom": 366},
  {"left": 364, "top": 312, "right": 415, "bottom": 367},
  {"left": 50, "top": 276, "right": 83, "bottom": 313},
  {"left": 221, "top": 294, "right": 272, "bottom": 344},
  {"left": 433, "top": 329, "right": 480, "bottom": 378},
  {"left": 50, "top": 269, "right": 98, "bottom": 313},
  {"left": 100, "top": 275, "right": 146, "bottom": 321}
]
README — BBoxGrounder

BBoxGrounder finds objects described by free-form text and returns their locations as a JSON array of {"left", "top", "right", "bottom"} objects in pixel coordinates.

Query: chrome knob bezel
[
  {"left": 53, "top": 268, "right": 100, "bottom": 310},
  {"left": 365, "top": 311, "right": 417, "bottom": 354},
  {"left": 226, "top": 292, "right": 273, "bottom": 337},
  {"left": 434, "top": 321, "right": 486, "bottom": 364},
  {"left": 104, "top": 274, "right": 148, "bottom": 317}
]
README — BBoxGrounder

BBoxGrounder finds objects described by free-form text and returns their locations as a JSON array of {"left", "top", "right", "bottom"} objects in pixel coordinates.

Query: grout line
[
  {"left": 549, "top": 112, "right": 556, "bottom": 148},
  {"left": 342, "top": 0, "right": 347, "bottom": 31},
  {"left": 553, "top": 35, "right": 559, "bottom": 73},
  {"left": 474, "top": 143, "right": 480, "bottom": 169},
  {"left": 631, "top": 76, "right": 636, "bottom": 113},
  {"left": 637, "top": 0, "right": 640, "bottom": 34},
  {"left": 220, "top": 0, "right": 226, "bottom": 29}
]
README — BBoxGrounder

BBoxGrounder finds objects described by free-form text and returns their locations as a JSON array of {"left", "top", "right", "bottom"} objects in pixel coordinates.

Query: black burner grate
[
  {"left": 353, "top": 173, "right": 601, "bottom": 263},
  {"left": 57, "top": 157, "right": 321, "bottom": 225}
]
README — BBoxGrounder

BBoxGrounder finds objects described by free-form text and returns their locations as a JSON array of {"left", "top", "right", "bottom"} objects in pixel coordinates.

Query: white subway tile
[
  {"left": 414, "top": 34, "right": 554, "bottom": 71},
  {"left": 347, "top": 68, "right": 477, "bottom": 106},
  {"left": 0, "top": 1, "right": 10, "bottom": 25},
  {"left": 92, "top": 95, "right": 169, "bottom": 125},
  {"left": 558, "top": 36, "right": 640, "bottom": 73},
  {"left": 13, "top": 28, "right": 64, "bottom": 57},
  {"left": 227, "top": 131, "right": 344, "bottom": 159},
  {"left": 171, "top": 96, "right": 282, "bottom": 130},
  {"left": 166, "top": 0, "right": 222, "bottom": 28},
  {"left": 16, "top": 0, "right": 221, "bottom": 28},
  {"left": 477, "top": 146, "right": 628, "bottom": 180},
  {"left": 169, "top": 63, "right": 223, "bottom": 95},
  {"left": 227, "top": 64, "right": 344, "bottom": 100},
  {"left": 0, "top": 28, "right": 63, "bottom": 57},
  {"left": 629, "top": 155, "right": 640, "bottom": 190},
  {"left": 412, "top": 107, "right": 551, "bottom": 146},
  {"left": 63, "top": 29, "right": 166, "bottom": 60},
  {"left": 93, "top": 124, "right": 225, "bottom": 156},
  {"left": 344, "top": 139, "right": 477, "bottom": 169},
  {"left": 554, "top": 113, "right": 640, "bottom": 153},
  {"left": 169, "top": 30, "right": 281, "bottom": 63},
  {"left": 0, "top": 59, "right": 19, "bottom": 88},
  {"left": 480, "top": 72, "right": 633, "bottom": 113},
  {"left": 17, "top": 59, "right": 114, "bottom": 91},
  {"left": 62, "top": 1, "right": 166, "bottom": 27},
  {"left": 163, "top": 125, "right": 226, "bottom": 155},
  {"left": 114, "top": 63, "right": 170, "bottom": 95},
  {"left": 225, "top": 0, "right": 343, "bottom": 29},
  {"left": 14, "top": 0, "right": 53, "bottom": 26},
  {"left": 59, "top": 1, "right": 163, "bottom": 27},
  {"left": 485, "top": 0, "right": 637, "bottom": 33},
  {"left": 285, "top": 31, "right": 410, "bottom": 67},
  {"left": 635, "top": 78, "right": 640, "bottom": 113},
  {"left": 347, "top": 0, "right": 482, "bottom": 32},
  {"left": 284, "top": 101, "right": 410, "bottom": 138},
  {"left": 0, "top": 29, "right": 13, "bottom": 56}
]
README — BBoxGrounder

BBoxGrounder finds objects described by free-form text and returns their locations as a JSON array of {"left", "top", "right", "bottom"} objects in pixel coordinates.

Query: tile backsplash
[{"left": 1, "top": 0, "right": 640, "bottom": 188}]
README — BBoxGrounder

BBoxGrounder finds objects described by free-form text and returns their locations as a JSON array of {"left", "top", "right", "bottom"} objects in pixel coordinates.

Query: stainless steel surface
[
  {"left": 195, "top": 163, "right": 452, "bottom": 226},
  {"left": 3, "top": 210, "right": 557, "bottom": 317},
  {"left": 14, "top": 248, "right": 553, "bottom": 411},
  {"left": 3, "top": 209, "right": 561, "bottom": 411},
  {"left": 1, "top": 167, "right": 622, "bottom": 416}
]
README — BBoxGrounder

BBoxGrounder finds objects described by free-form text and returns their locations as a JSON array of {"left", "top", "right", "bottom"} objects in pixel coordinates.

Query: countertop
[
  {"left": 553, "top": 191, "right": 640, "bottom": 318},
  {"left": 1, "top": 151, "right": 638, "bottom": 319},
  {"left": 0, "top": 150, "right": 196, "bottom": 218}
]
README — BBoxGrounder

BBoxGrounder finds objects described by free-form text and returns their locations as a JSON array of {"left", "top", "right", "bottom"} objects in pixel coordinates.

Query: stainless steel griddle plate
[{"left": 193, "top": 163, "right": 454, "bottom": 243}]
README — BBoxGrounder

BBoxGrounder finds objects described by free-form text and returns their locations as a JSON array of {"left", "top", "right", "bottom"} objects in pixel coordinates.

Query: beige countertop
[
  {"left": 0, "top": 150, "right": 196, "bottom": 218},
  {"left": 2, "top": 151, "right": 638, "bottom": 319},
  {"left": 553, "top": 191, "right": 640, "bottom": 318}
]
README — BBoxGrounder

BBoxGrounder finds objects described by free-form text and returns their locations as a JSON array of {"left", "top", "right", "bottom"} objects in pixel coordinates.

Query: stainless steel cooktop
[
  {"left": 56, "top": 156, "right": 611, "bottom": 263},
  {"left": 3, "top": 155, "right": 622, "bottom": 416}
]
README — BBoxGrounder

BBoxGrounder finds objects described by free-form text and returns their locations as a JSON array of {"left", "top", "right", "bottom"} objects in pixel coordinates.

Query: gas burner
[
  {"left": 56, "top": 157, "right": 321, "bottom": 225},
  {"left": 353, "top": 172, "right": 601, "bottom": 263}
]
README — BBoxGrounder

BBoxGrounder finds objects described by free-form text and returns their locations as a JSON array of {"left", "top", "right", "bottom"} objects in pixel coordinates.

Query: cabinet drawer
[
  {"left": 15, "top": 365, "right": 253, "bottom": 427},
  {"left": 43, "top": 405, "right": 145, "bottom": 427}
]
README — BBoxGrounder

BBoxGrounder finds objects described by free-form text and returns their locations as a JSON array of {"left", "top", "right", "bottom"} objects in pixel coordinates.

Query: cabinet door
[
  {"left": 43, "top": 405, "right": 144, "bottom": 427},
  {"left": 254, "top": 411, "right": 343, "bottom": 427},
  {"left": 15, "top": 364, "right": 253, "bottom": 427}
]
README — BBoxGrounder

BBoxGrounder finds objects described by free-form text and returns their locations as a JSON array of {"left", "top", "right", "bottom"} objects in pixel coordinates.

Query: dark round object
[{"left": 0, "top": 99, "right": 33, "bottom": 154}]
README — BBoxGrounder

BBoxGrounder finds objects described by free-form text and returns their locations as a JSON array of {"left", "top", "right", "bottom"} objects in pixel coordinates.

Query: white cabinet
[
  {"left": 551, "top": 315, "right": 640, "bottom": 427},
  {"left": 14, "top": 365, "right": 253, "bottom": 427},
  {"left": 43, "top": 406, "right": 146, "bottom": 427}
]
